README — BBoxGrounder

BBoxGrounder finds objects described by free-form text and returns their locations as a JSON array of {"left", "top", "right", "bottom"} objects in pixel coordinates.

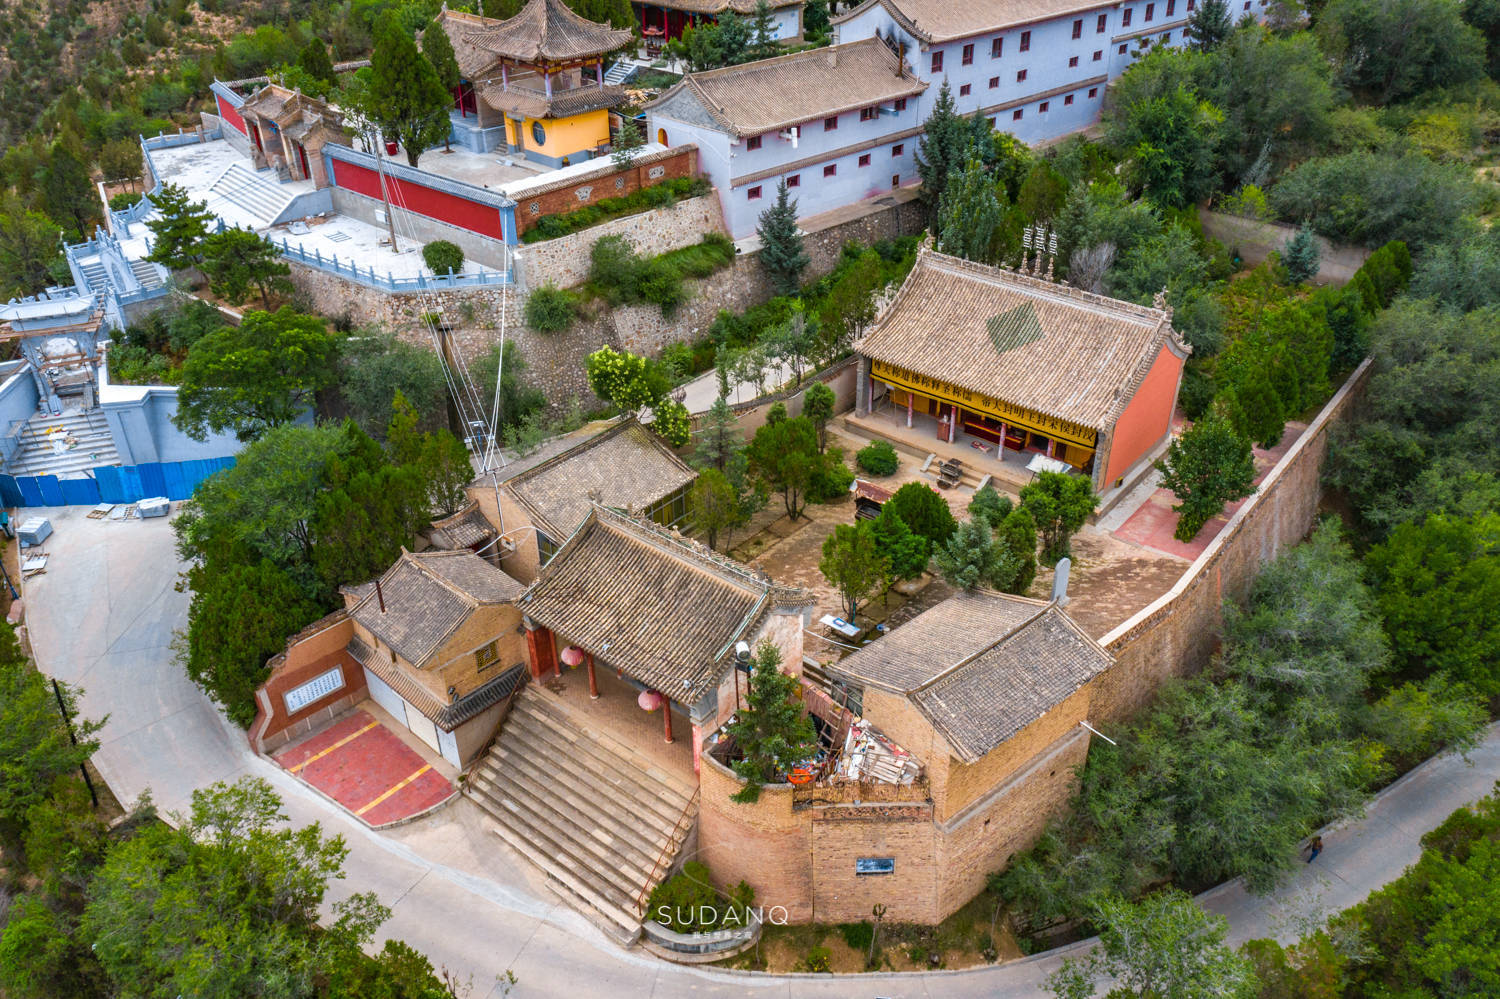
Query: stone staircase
[
  {"left": 206, "top": 163, "right": 297, "bottom": 228},
  {"left": 466, "top": 687, "right": 698, "bottom": 945},
  {"left": 129, "top": 258, "right": 166, "bottom": 289},
  {"left": 603, "top": 60, "right": 638, "bottom": 86},
  {"left": 4, "top": 410, "right": 120, "bottom": 478},
  {"left": 76, "top": 256, "right": 109, "bottom": 295}
]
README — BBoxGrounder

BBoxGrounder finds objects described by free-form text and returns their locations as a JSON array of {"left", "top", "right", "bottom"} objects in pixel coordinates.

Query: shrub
[
  {"left": 801, "top": 946, "right": 832, "bottom": 973},
  {"left": 108, "top": 191, "right": 139, "bottom": 212},
  {"left": 807, "top": 447, "right": 855, "bottom": 502},
  {"left": 519, "top": 176, "right": 713, "bottom": 243},
  {"left": 522, "top": 283, "right": 579, "bottom": 333},
  {"left": 644, "top": 860, "right": 753, "bottom": 933},
  {"left": 837, "top": 921, "right": 874, "bottom": 952},
  {"left": 421, "top": 240, "right": 464, "bottom": 275},
  {"left": 856, "top": 439, "right": 899, "bottom": 476}
]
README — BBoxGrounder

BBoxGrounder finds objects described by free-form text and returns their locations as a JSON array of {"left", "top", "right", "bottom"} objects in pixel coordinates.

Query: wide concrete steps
[
  {"left": 77, "top": 258, "right": 109, "bottom": 294},
  {"left": 6, "top": 412, "right": 120, "bottom": 477},
  {"left": 466, "top": 687, "right": 697, "bottom": 945},
  {"left": 207, "top": 163, "right": 296, "bottom": 227},
  {"left": 129, "top": 258, "right": 166, "bottom": 289}
]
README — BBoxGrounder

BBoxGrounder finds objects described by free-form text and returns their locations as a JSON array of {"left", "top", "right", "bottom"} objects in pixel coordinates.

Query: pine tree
[
  {"left": 935, "top": 518, "right": 1019, "bottom": 592},
  {"left": 370, "top": 15, "right": 453, "bottom": 167},
  {"left": 422, "top": 19, "right": 462, "bottom": 152},
  {"left": 749, "top": 0, "right": 779, "bottom": 60},
  {"left": 803, "top": 0, "right": 831, "bottom": 38},
  {"left": 1155, "top": 414, "right": 1256, "bottom": 541},
  {"left": 756, "top": 181, "right": 809, "bottom": 295},
  {"left": 297, "top": 38, "right": 338, "bottom": 88},
  {"left": 145, "top": 182, "right": 214, "bottom": 272},
  {"left": 1185, "top": 0, "right": 1232, "bottom": 51},
  {"left": 936, "top": 148, "right": 1003, "bottom": 263},
  {"left": 1282, "top": 224, "right": 1321, "bottom": 285},
  {"left": 915, "top": 81, "right": 971, "bottom": 218},
  {"left": 726, "top": 642, "right": 818, "bottom": 802},
  {"left": 611, "top": 116, "right": 644, "bottom": 172},
  {"left": 42, "top": 144, "right": 96, "bottom": 237}
]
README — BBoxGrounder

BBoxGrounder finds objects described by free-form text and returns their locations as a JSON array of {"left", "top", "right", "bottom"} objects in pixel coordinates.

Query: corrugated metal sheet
[{"left": 1, "top": 456, "right": 234, "bottom": 508}]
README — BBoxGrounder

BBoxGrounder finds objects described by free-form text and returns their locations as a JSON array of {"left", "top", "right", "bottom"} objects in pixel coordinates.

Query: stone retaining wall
[
  {"left": 1200, "top": 210, "right": 1371, "bottom": 284},
  {"left": 515, "top": 194, "right": 728, "bottom": 291},
  {"left": 1091, "top": 359, "right": 1373, "bottom": 723}
]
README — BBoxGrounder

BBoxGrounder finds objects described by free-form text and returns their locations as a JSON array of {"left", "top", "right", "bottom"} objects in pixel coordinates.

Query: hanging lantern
[
  {"left": 638, "top": 689, "right": 665, "bottom": 712},
  {"left": 560, "top": 646, "right": 585, "bottom": 668}
]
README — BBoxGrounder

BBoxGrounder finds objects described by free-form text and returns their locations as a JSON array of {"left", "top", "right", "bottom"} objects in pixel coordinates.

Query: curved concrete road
[{"left": 23, "top": 506, "right": 1500, "bottom": 998}]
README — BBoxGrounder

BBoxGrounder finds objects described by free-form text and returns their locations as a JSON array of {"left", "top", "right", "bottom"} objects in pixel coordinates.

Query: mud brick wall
[
  {"left": 697, "top": 754, "right": 814, "bottom": 921},
  {"left": 1092, "top": 359, "right": 1374, "bottom": 724}
]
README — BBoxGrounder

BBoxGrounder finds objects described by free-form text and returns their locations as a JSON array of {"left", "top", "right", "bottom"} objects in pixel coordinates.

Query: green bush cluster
[
  {"left": 588, "top": 232, "right": 734, "bottom": 315},
  {"left": 856, "top": 439, "right": 899, "bottom": 476},
  {"left": 522, "top": 283, "right": 581, "bottom": 333},
  {"left": 520, "top": 176, "right": 712, "bottom": 244},
  {"left": 420, "top": 240, "right": 464, "bottom": 275},
  {"left": 644, "top": 861, "right": 754, "bottom": 933}
]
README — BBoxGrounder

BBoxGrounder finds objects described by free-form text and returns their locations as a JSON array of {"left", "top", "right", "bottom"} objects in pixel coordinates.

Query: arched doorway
[{"left": 657, "top": 128, "right": 668, "bottom": 146}]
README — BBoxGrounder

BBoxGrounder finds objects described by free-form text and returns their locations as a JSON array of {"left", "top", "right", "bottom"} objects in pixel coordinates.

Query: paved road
[{"left": 22, "top": 506, "right": 1500, "bottom": 998}]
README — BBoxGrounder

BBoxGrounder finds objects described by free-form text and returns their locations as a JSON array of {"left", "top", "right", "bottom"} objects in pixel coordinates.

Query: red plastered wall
[
  {"left": 332, "top": 158, "right": 504, "bottom": 239},
  {"left": 1106, "top": 344, "right": 1183, "bottom": 486},
  {"left": 216, "top": 94, "right": 248, "bottom": 135}
]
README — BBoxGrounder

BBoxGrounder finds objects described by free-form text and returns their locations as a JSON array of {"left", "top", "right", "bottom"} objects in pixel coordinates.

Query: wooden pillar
[
  {"left": 596, "top": 61, "right": 604, "bottom": 87},
  {"left": 1046, "top": 438, "right": 1056, "bottom": 458},
  {"left": 998, "top": 422, "right": 1008, "bottom": 459},
  {"left": 905, "top": 392, "right": 913, "bottom": 428},
  {"left": 544, "top": 71, "right": 553, "bottom": 98},
  {"left": 663, "top": 697, "right": 675, "bottom": 743},
  {"left": 586, "top": 651, "right": 599, "bottom": 699}
]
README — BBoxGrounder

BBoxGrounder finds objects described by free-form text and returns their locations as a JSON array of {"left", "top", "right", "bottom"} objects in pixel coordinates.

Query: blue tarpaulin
[{"left": 0, "top": 456, "right": 234, "bottom": 509}]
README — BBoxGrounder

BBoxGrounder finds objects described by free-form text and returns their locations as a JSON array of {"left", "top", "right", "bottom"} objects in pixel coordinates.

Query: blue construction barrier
[{"left": 0, "top": 456, "right": 235, "bottom": 509}]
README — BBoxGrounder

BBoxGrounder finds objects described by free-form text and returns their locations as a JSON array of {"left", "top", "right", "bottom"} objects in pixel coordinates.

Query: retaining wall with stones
[
  {"left": 1200, "top": 210, "right": 1371, "bottom": 284},
  {"left": 515, "top": 194, "right": 728, "bottom": 291},
  {"left": 1091, "top": 358, "right": 1373, "bottom": 723}
]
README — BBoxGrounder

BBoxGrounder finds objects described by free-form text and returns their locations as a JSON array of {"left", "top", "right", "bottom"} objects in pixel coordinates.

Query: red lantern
[
  {"left": 560, "top": 646, "right": 585, "bottom": 668},
  {"left": 638, "top": 689, "right": 664, "bottom": 712}
]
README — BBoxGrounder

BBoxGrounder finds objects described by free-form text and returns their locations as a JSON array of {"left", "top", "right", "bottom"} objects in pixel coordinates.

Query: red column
[
  {"left": 586, "top": 651, "right": 599, "bottom": 699},
  {"left": 524, "top": 623, "right": 558, "bottom": 680},
  {"left": 663, "top": 697, "right": 674, "bottom": 744}
]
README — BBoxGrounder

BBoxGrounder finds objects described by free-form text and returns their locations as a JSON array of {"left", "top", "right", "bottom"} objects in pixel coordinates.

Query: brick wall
[
  {"left": 250, "top": 612, "right": 366, "bottom": 754},
  {"left": 511, "top": 146, "right": 699, "bottom": 236},
  {"left": 1092, "top": 359, "right": 1373, "bottom": 723},
  {"left": 810, "top": 804, "right": 939, "bottom": 923},
  {"left": 698, "top": 753, "right": 815, "bottom": 920}
]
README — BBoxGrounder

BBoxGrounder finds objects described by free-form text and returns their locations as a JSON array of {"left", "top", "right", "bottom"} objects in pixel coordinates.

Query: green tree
[
  {"left": 387, "top": 392, "right": 474, "bottom": 516},
  {"left": 1281, "top": 223, "right": 1320, "bottom": 284},
  {"left": 969, "top": 485, "right": 1013, "bottom": 530},
  {"left": 1317, "top": 0, "right": 1485, "bottom": 103},
  {"left": 757, "top": 181, "right": 809, "bottom": 295},
  {"left": 585, "top": 344, "right": 669, "bottom": 412},
  {"left": 198, "top": 228, "right": 293, "bottom": 305},
  {"left": 1366, "top": 513, "right": 1500, "bottom": 696},
  {"left": 801, "top": 381, "right": 836, "bottom": 453},
  {"left": 916, "top": 81, "right": 970, "bottom": 217},
  {"left": 483, "top": 0, "right": 524, "bottom": 17},
  {"left": 820, "top": 521, "right": 888, "bottom": 622},
  {"left": 472, "top": 339, "right": 548, "bottom": 438},
  {"left": 421, "top": 18, "right": 460, "bottom": 152},
  {"left": 934, "top": 517, "right": 1018, "bottom": 592},
  {"left": 180, "top": 558, "right": 325, "bottom": 725},
  {"left": 997, "top": 507, "right": 1039, "bottom": 593},
  {"left": 764, "top": 305, "right": 819, "bottom": 386},
  {"left": 1047, "top": 891, "right": 1257, "bottom": 999},
  {"left": 1210, "top": 30, "right": 1336, "bottom": 184},
  {"left": 692, "top": 395, "right": 746, "bottom": 475},
  {"left": 1154, "top": 414, "right": 1256, "bottom": 541},
  {"left": 725, "top": 642, "right": 818, "bottom": 803},
  {"left": 42, "top": 144, "right": 95, "bottom": 236},
  {"left": 0, "top": 622, "right": 102, "bottom": 855},
  {"left": 803, "top": 0, "right": 830, "bottom": 37},
  {"left": 884, "top": 481, "right": 958, "bottom": 548},
  {"left": 1269, "top": 151, "right": 1478, "bottom": 250},
  {"left": 1185, "top": 0, "right": 1232, "bottom": 50},
  {"left": 369, "top": 15, "right": 452, "bottom": 166},
  {"left": 650, "top": 397, "right": 692, "bottom": 447},
  {"left": 0, "top": 197, "right": 62, "bottom": 299},
  {"left": 749, "top": 0, "right": 779, "bottom": 59},
  {"left": 337, "top": 329, "right": 450, "bottom": 438},
  {"left": 98, "top": 138, "right": 143, "bottom": 188},
  {"left": 871, "top": 505, "right": 930, "bottom": 586},
  {"left": 1410, "top": 226, "right": 1500, "bottom": 312},
  {"left": 297, "top": 37, "right": 338, "bottom": 88},
  {"left": 936, "top": 149, "right": 1003, "bottom": 263},
  {"left": 610, "top": 115, "right": 644, "bottom": 173},
  {"left": 1104, "top": 73, "right": 1222, "bottom": 209},
  {"left": 174, "top": 307, "right": 340, "bottom": 442},
  {"left": 688, "top": 467, "right": 746, "bottom": 550},
  {"left": 816, "top": 248, "right": 882, "bottom": 358},
  {"left": 746, "top": 414, "right": 820, "bottom": 519},
  {"left": 144, "top": 182, "right": 213, "bottom": 272},
  {"left": 1020, "top": 471, "right": 1098, "bottom": 564},
  {"left": 81, "top": 778, "right": 392, "bottom": 998}
]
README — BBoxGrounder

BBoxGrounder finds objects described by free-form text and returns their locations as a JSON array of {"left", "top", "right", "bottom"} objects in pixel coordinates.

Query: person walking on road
[{"left": 1306, "top": 835, "right": 1324, "bottom": 863}]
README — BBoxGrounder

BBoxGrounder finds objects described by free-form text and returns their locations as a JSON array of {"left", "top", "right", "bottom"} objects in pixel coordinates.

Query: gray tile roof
[
  {"left": 504, "top": 417, "right": 696, "bottom": 539},
  {"left": 521, "top": 507, "right": 809, "bottom": 700},
  {"left": 647, "top": 38, "right": 928, "bottom": 138},
  {"left": 428, "top": 500, "right": 499, "bottom": 552},
  {"left": 854, "top": 244, "right": 1189, "bottom": 433},
  {"left": 350, "top": 550, "right": 524, "bottom": 668},
  {"left": 465, "top": 0, "right": 633, "bottom": 63},
  {"left": 829, "top": 592, "right": 1112, "bottom": 764}
]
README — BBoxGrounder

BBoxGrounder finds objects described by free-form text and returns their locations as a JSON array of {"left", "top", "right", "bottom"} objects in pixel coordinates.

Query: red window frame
[
  {"left": 962, "top": 43, "right": 974, "bottom": 65},
  {"left": 1020, "top": 30, "right": 1031, "bottom": 51}
]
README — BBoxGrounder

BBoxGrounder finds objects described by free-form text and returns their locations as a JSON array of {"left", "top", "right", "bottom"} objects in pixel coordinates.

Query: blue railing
[
  {"left": 142, "top": 127, "right": 223, "bottom": 152},
  {"left": 270, "top": 236, "right": 512, "bottom": 292}
]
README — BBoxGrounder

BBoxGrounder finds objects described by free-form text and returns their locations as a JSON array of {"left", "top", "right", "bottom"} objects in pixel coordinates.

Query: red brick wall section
[
  {"left": 513, "top": 147, "right": 698, "bottom": 236},
  {"left": 1105, "top": 343, "right": 1184, "bottom": 488},
  {"left": 332, "top": 159, "right": 506, "bottom": 240},
  {"left": 216, "top": 93, "right": 248, "bottom": 136},
  {"left": 250, "top": 613, "right": 367, "bottom": 753}
]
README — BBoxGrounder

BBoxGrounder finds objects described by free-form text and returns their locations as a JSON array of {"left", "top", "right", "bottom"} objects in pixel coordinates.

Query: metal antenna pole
[{"left": 372, "top": 131, "right": 401, "bottom": 253}]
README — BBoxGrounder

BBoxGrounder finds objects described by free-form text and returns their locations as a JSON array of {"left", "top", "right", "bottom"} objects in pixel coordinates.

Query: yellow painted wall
[{"left": 520, "top": 109, "right": 609, "bottom": 160}]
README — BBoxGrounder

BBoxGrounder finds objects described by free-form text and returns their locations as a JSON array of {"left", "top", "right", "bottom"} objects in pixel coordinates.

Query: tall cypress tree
[
  {"left": 297, "top": 38, "right": 337, "bottom": 89},
  {"left": 370, "top": 15, "right": 453, "bottom": 167},
  {"left": 756, "top": 181, "right": 809, "bottom": 295},
  {"left": 1185, "top": 0, "right": 1232, "bottom": 51},
  {"left": 936, "top": 148, "right": 1003, "bottom": 263},
  {"left": 915, "top": 81, "right": 970, "bottom": 218},
  {"left": 422, "top": 18, "right": 462, "bottom": 151},
  {"left": 749, "top": 0, "right": 779, "bottom": 60}
]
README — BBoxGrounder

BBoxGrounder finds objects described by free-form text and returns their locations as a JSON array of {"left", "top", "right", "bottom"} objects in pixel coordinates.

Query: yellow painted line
[
  {"left": 288, "top": 721, "right": 378, "bottom": 773},
  {"left": 355, "top": 765, "right": 433, "bottom": 816}
]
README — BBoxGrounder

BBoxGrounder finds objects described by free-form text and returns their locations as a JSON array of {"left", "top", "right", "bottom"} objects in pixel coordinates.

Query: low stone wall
[
  {"left": 1200, "top": 210, "right": 1371, "bottom": 284},
  {"left": 515, "top": 194, "right": 727, "bottom": 291},
  {"left": 1091, "top": 359, "right": 1373, "bottom": 723}
]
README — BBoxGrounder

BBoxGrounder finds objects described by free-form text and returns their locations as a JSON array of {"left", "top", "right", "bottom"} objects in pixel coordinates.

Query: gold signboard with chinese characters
[{"left": 870, "top": 360, "right": 1099, "bottom": 449}]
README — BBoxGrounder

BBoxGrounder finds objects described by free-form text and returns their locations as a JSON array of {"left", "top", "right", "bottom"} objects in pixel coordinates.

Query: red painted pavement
[
  {"left": 1114, "top": 420, "right": 1307, "bottom": 561},
  {"left": 272, "top": 710, "right": 454, "bottom": 827}
]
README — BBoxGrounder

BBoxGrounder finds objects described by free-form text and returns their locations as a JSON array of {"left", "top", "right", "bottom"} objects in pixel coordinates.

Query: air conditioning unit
[{"left": 779, "top": 126, "right": 800, "bottom": 149}]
